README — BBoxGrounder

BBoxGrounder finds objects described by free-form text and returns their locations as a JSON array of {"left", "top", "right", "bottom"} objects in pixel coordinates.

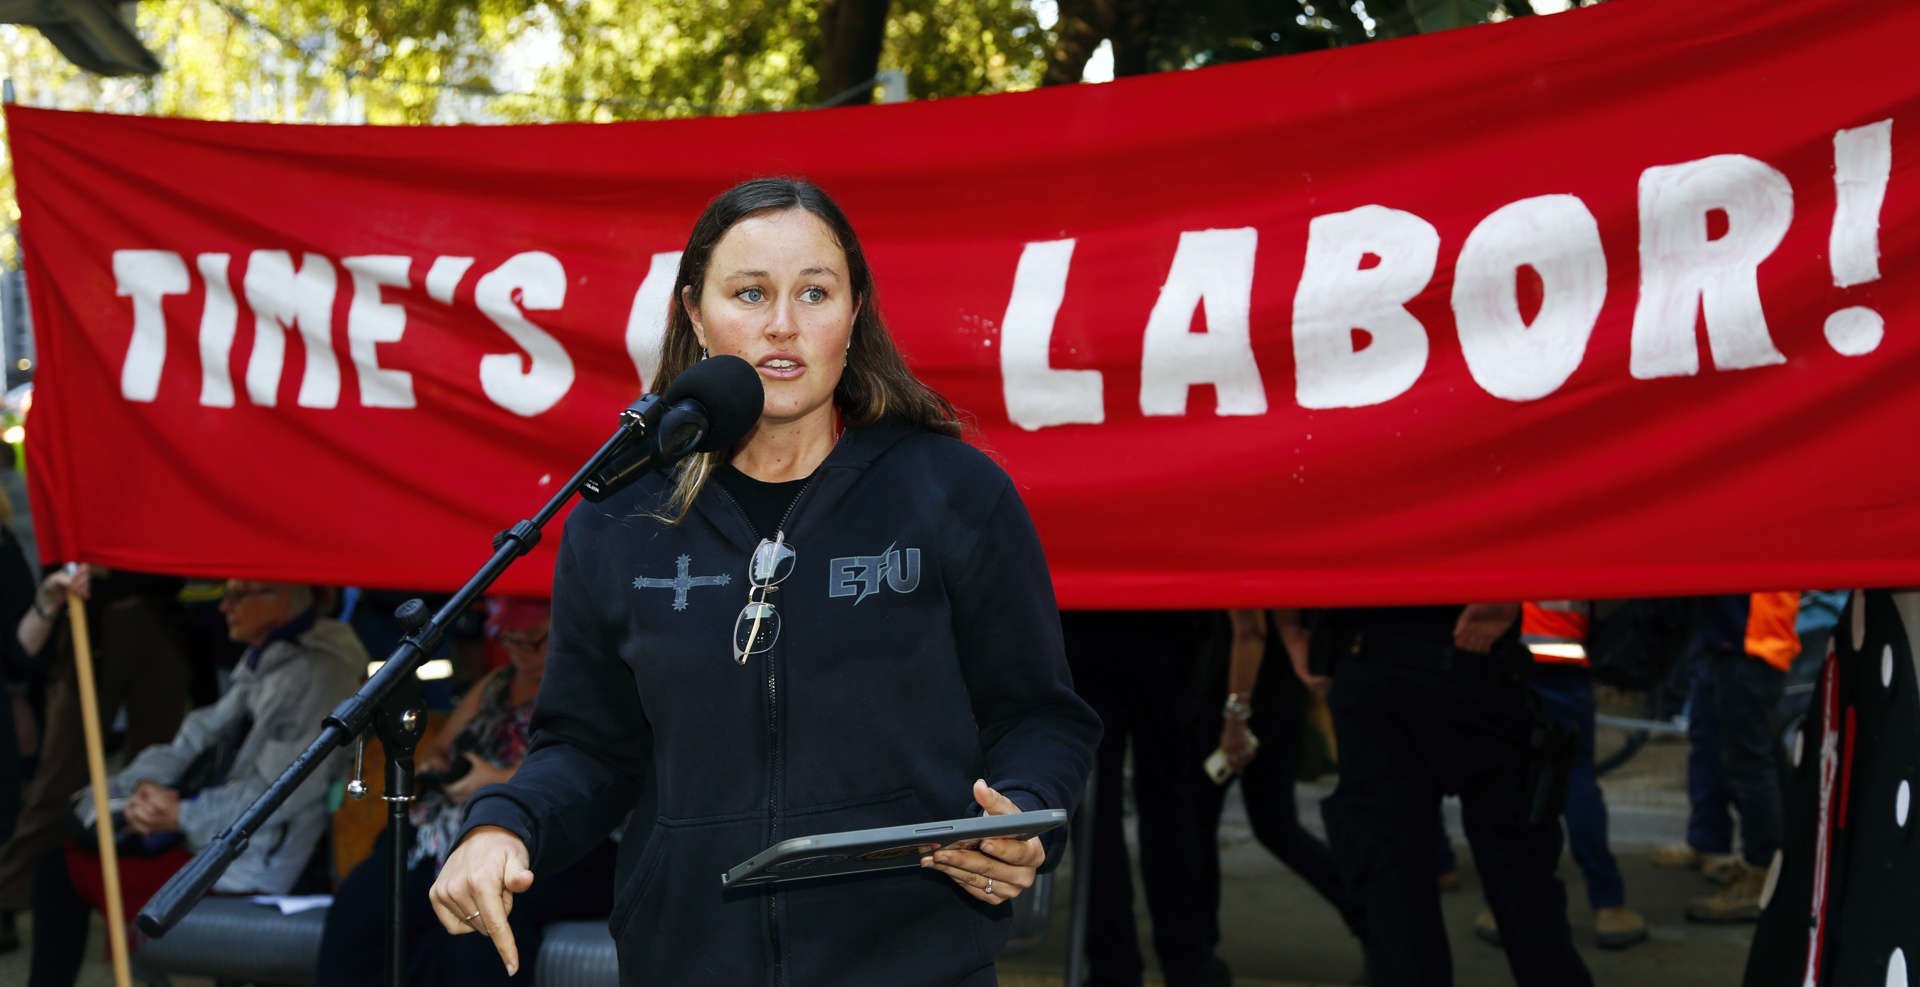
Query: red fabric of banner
[{"left": 6, "top": 0, "right": 1917, "bottom": 607}]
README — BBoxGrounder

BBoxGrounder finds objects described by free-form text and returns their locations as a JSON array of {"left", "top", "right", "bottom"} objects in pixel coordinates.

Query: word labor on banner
[{"left": 1002, "top": 126, "right": 1893, "bottom": 428}]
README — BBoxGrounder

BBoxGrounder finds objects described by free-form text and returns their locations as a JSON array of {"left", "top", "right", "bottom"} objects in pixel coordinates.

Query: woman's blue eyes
[{"left": 736, "top": 287, "right": 827, "bottom": 303}]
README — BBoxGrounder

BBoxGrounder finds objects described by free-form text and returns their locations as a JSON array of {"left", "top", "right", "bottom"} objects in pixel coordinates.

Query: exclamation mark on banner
[{"left": 1825, "top": 119, "right": 1893, "bottom": 356}]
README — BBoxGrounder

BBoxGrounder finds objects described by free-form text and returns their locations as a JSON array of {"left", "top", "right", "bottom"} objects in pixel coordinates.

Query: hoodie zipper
[{"left": 715, "top": 476, "right": 817, "bottom": 987}]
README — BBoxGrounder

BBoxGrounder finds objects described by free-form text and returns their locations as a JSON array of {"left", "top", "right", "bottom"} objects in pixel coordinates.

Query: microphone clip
[{"left": 580, "top": 394, "right": 670, "bottom": 503}]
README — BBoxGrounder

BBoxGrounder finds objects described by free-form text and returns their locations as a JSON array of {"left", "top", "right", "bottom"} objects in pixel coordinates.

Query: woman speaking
[{"left": 430, "top": 178, "right": 1100, "bottom": 985}]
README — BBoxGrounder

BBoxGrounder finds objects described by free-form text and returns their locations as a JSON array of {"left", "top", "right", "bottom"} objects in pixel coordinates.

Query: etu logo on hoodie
[{"left": 829, "top": 544, "right": 922, "bottom": 604}]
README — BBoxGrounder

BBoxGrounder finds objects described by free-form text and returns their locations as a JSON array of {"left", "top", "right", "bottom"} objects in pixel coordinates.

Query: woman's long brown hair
[{"left": 650, "top": 177, "right": 963, "bottom": 522}]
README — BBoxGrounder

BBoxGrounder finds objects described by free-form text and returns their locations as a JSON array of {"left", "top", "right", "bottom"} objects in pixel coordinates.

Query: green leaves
[{"left": 883, "top": 0, "right": 1049, "bottom": 101}]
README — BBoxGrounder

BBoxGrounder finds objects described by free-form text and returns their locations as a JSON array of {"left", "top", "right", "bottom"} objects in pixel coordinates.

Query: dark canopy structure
[{"left": 0, "top": 0, "right": 159, "bottom": 76}]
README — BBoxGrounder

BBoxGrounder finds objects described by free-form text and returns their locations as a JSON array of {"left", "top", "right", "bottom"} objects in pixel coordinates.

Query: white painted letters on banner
[
  {"left": 114, "top": 250, "right": 189, "bottom": 403},
  {"left": 626, "top": 251, "right": 683, "bottom": 394},
  {"left": 243, "top": 251, "right": 343, "bottom": 408},
  {"left": 1139, "top": 228, "right": 1266, "bottom": 418},
  {"left": 195, "top": 253, "right": 237, "bottom": 408},
  {"left": 1826, "top": 119, "right": 1894, "bottom": 357},
  {"left": 1002, "top": 239, "right": 1104, "bottom": 431},
  {"left": 425, "top": 256, "right": 475, "bottom": 305},
  {"left": 1453, "top": 195, "right": 1607, "bottom": 402},
  {"left": 1292, "top": 206, "right": 1440, "bottom": 409},
  {"left": 343, "top": 255, "right": 417, "bottom": 409},
  {"left": 475, "top": 251, "right": 576, "bottom": 417},
  {"left": 1831, "top": 120, "right": 1893, "bottom": 289},
  {"left": 1631, "top": 154, "right": 1793, "bottom": 379}
]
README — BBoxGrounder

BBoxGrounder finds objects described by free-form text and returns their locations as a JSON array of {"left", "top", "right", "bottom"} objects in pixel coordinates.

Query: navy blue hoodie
[{"left": 462, "top": 421, "right": 1101, "bottom": 986}]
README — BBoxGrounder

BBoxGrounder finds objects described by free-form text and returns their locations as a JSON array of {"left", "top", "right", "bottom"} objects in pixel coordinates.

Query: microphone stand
[{"left": 137, "top": 393, "right": 665, "bottom": 987}]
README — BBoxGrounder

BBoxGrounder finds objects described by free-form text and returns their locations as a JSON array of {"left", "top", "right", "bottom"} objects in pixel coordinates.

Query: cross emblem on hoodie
[{"left": 633, "top": 555, "right": 732, "bottom": 611}]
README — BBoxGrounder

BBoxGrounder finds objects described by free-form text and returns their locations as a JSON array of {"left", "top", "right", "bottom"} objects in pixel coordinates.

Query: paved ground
[
  {"left": 1000, "top": 825, "right": 1757, "bottom": 987},
  {"left": 6, "top": 721, "right": 1751, "bottom": 986}
]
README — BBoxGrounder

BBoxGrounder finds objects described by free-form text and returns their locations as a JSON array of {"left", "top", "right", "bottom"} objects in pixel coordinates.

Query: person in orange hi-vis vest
[
  {"left": 1472, "top": 602, "right": 1648, "bottom": 951},
  {"left": 1653, "top": 593, "right": 1801, "bottom": 923}
]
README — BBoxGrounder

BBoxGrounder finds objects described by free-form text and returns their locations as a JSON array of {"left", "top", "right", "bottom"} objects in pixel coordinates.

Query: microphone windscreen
[{"left": 664, "top": 355, "right": 764, "bottom": 452}]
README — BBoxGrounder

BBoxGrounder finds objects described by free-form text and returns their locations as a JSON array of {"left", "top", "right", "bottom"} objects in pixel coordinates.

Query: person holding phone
[{"left": 430, "top": 178, "right": 1100, "bottom": 986}]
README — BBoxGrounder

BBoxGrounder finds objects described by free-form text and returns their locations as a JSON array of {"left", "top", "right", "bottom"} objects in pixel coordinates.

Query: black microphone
[{"left": 580, "top": 355, "right": 764, "bottom": 502}]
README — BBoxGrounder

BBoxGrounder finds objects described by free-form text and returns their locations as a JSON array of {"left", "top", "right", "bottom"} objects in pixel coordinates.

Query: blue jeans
[
  {"left": 1528, "top": 664, "right": 1626, "bottom": 910},
  {"left": 1685, "top": 651, "right": 1786, "bottom": 866}
]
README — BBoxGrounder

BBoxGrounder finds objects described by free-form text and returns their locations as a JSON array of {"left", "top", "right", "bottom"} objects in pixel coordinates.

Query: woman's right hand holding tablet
[{"left": 430, "top": 825, "right": 536, "bottom": 977}]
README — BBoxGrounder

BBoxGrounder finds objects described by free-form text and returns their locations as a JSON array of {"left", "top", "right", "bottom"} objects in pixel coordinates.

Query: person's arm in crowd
[
  {"left": 1220, "top": 610, "right": 1265, "bottom": 773},
  {"left": 125, "top": 780, "right": 182, "bottom": 836},
  {"left": 441, "top": 753, "right": 518, "bottom": 806},
  {"left": 109, "top": 685, "right": 246, "bottom": 836},
  {"left": 168, "top": 647, "right": 346, "bottom": 847},
  {"left": 1275, "top": 608, "right": 1324, "bottom": 688},
  {"left": 438, "top": 669, "right": 522, "bottom": 804},
  {"left": 16, "top": 567, "right": 87, "bottom": 659},
  {"left": 1453, "top": 603, "right": 1522, "bottom": 653},
  {"left": 419, "top": 666, "right": 501, "bottom": 775},
  {"left": 115, "top": 690, "right": 240, "bottom": 806}
]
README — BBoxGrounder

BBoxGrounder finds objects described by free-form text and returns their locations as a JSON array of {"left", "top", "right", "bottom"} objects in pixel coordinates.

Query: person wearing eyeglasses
[
  {"left": 25, "top": 580, "right": 364, "bottom": 987},
  {"left": 316, "top": 596, "right": 615, "bottom": 987},
  {"left": 432, "top": 178, "right": 1101, "bottom": 986}
]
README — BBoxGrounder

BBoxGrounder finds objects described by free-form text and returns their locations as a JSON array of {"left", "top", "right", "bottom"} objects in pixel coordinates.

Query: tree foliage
[
  {"left": 520, "top": 0, "right": 1050, "bottom": 120},
  {"left": 523, "top": 0, "right": 820, "bottom": 120},
  {"left": 0, "top": 0, "right": 1061, "bottom": 259},
  {"left": 0, "top": 0, "right": 1556, "bottom": 262},
  {"left": 883, "top": 0, "right": 1048, "bottom": 103},
  {"left": 1046, "top": 0, "right": 1537, "bottom": 84}
]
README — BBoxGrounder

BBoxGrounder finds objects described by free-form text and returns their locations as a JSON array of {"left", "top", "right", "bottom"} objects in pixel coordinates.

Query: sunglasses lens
[
  {"left": 750, "top": 541, "right": 797, "bottom": 586},
  {"left": 733, "top": 602, "right": 781, "bottom": 658}
]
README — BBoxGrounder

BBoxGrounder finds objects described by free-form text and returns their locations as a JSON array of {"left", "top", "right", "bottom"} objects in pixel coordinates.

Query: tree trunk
[
  {"left": 817, "top": 0, "right": 893, "bottom": 106},
  {"left": 1108, "top": 0, "right": 1164, "bottom": 77},
  {"left": 1044, "top": 0, "right": 1114, "bottom": 86}
]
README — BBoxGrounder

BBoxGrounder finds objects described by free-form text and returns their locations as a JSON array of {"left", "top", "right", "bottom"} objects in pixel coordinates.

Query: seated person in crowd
[
  {"left": 27, "top": 581, "right": 365, "bottom": 987},
  {"left": 2, "top": 566, "right": 193, "bottom": 956},
  {"left": 316, "top": 596, "right": 615, "bottom": 987}
]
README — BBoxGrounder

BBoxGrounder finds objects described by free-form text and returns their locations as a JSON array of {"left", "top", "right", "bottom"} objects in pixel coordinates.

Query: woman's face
[
  {"left": 496, "top": 622, "right": 549, "bottom": 675},
  {"left": 684, "top": 208, "right": 858, "bottom": 431}
]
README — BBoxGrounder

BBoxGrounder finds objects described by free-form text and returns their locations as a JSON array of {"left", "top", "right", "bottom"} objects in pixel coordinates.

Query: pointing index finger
[{"left": 477, "top": 862, "right": 522, "bottom": 976}]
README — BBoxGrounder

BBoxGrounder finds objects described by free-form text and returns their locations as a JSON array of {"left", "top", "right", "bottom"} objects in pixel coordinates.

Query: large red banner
[{"left": 6, "top": 0, "right": 1916, "bottom": 607}]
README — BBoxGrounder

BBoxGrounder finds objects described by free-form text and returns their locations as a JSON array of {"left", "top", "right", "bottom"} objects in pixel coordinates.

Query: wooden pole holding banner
[
  {"left": 11, "top": 72, "right": 128, "bottom": 987},
  {"left": 67, "top": 585, "right": 134, "bottom": 987}
]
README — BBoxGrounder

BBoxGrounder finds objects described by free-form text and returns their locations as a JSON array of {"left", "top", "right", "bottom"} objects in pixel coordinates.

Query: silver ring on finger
[
  {"left": 984, "top": 878, "right": 994, "bottom": 896},
  {"left": 463, "top": 910, "right": 482, "bottom": 926}
]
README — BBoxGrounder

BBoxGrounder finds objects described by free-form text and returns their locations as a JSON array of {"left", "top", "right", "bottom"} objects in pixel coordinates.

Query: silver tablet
[{"left": 722, "top": 809, "right": 1069, "bottom": 887}]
